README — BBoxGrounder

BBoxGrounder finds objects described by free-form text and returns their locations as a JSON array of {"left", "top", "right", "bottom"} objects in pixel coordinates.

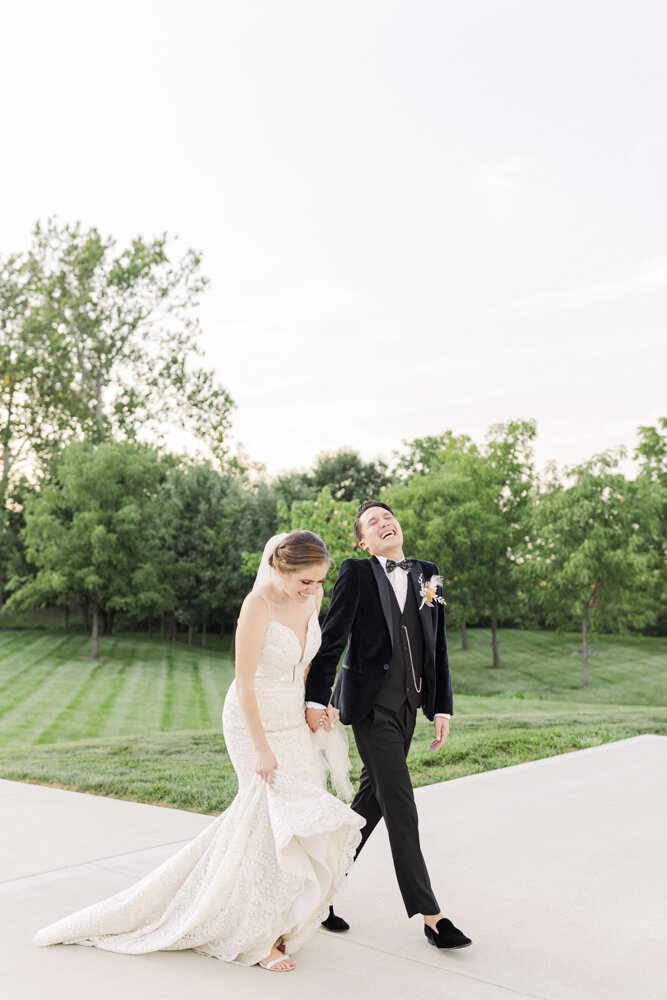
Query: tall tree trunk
[
  {"left": 160, "top": 613, "right": 165, "bottom": 640},
  {"left": 460, "top": 619, "right": 468, "bottom": 651},
  {"left": 169, "top": 614, "right": 176, "bottom": 642},
  {"left": 201, "top": 621, "right": 207, "bottom": 648},
  {"left": 581, "top": 614, "right": 590, "bottom": 688},
  {"left": 490, "top": 617, "right": 500, "bottom": 669},
  {"left": 188, "top": 623, "right": 193, "bottom": 645},
  {"left": 90, "top": 602, "right": 99, "bottom": 659},
  {"left": 231, "top": 618, "right": 237, "bottom": 656}
]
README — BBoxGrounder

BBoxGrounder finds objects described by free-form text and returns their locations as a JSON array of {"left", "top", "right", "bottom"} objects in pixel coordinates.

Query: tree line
[{"left": 1, "top": 221, "right": 665, "bottom": 683}]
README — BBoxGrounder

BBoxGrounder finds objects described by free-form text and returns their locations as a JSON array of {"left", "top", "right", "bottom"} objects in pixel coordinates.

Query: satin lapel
[
  {"left": 370, "top": 557, "right": 394, "bottom": 649},
  {"left": 410, "top": 561, "right": 435, "bottom": 658}
]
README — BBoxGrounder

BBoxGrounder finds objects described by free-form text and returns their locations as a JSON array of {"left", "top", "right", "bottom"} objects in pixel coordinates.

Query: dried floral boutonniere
[{"left": 418, "top": 574, "right": 446, "bottom": 611}]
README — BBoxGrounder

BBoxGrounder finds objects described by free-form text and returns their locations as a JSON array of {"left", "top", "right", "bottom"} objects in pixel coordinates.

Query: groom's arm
[{"left": 305, "top": 558, "right": 361, "bottom": 707}]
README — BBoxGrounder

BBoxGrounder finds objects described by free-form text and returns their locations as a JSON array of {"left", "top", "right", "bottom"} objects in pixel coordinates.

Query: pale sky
[{"left": 2, "top": 1, "right": 665, "bottom": 476}]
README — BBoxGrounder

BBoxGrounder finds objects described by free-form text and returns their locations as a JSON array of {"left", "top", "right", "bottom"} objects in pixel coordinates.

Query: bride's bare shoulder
[{"left": 239, "top": 590, "right": 271, "bottom": 624}]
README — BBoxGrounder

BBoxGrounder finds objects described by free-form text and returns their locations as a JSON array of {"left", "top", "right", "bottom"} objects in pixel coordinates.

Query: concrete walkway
[{"left": 1, "top": 735, "right": 665, "bottom": 1000}]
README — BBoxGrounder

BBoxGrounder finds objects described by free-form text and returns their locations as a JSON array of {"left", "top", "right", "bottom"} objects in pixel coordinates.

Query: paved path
[{"left": 1, "top": 735, "right": 665, "bottom": 1000}]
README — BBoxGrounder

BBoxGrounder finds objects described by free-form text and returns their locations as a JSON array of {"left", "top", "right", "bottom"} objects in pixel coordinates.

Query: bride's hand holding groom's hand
[{"left": 305, "top": 705, "right": 339, "bottom": 733}]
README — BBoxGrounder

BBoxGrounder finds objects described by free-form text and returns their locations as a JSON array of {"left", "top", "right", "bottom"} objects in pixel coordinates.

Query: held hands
[
  {"left": 429, "top": 716, "right": 450, "bottom": 752},
  {"left": 305, "top": 705, "right": 340, "bottom": 733},
  {"left": 255, "top": 747, "right": 279, "bottom": 784}
]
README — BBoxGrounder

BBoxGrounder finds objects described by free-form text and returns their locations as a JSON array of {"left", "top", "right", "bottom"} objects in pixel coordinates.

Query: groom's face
[{"left": 358, "top": 506, "right": 404, "bottom": 557}]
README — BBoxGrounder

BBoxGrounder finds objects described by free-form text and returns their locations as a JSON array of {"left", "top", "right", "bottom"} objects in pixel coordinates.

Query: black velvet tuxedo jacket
[{"left": 306, "top": 556, "right": 453, "bottom": 725}]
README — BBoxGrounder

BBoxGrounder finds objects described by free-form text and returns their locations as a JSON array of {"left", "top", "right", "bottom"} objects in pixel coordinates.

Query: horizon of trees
[{"left": 1, "top": 221, "right": 665, "bottom": 684}]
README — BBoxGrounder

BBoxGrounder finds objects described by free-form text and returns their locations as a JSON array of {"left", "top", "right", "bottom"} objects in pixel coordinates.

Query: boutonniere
[{"left": 418, "top": 574, "right": 446, "bottom": 611}]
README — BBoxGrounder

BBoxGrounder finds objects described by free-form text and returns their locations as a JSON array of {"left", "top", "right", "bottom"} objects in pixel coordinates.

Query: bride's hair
[{"left": 269, "top": 531, "right": 330, "bottom": 574}]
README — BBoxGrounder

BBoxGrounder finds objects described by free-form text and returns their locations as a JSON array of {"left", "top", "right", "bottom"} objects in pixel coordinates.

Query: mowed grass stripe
[
  {"left": 197, "top": 657, "right": 229, "bottom": 730},
  {"left": 0, "top": 632, "right": 235, "bottom": 746},
  {"left": 0, "top": 633, "right": 81, "bottom": 698},
  {"left": 115, "top": 658, "right": 170, "bottom": 736},
  {"left": 0, "top": 658, "right": 101, "bottom": 742},
  {"left": 450, "top": 630, "right": 667, "bottom": 704},
  {"left": 1, "top": 628, "right": 665, "bottom": 754},
  {"left": 36, "top": 658, "right": 132, "bottom": 744},
  {"left": 98, "top": 655, "right": 150, "bottom": 738}
]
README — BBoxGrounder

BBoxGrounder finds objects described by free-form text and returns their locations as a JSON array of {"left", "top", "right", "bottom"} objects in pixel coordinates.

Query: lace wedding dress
[{"left": 34, "top": 611, "right": 364, "bottom": 965}]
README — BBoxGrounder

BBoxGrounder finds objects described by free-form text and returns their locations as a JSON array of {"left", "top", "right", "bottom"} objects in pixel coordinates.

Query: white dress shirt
[
  {"left": 376, "top": 554, "right": 409, "bottom": 611},
  {"left": 307, "top": 555, "right": 450, "bottom": 721}
]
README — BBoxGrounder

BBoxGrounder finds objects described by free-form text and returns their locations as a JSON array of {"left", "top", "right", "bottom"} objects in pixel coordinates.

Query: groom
[{"left": 305, "top": 501, "right": 471, "bottom": 950}]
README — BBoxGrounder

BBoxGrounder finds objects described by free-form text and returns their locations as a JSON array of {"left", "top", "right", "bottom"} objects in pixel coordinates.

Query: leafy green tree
[
  {"left": 6, "top": 440, "right": 170, "bottom": 657},
  {"left": 527, "top": 450, "right": 656, "bottom": 686},
  {"left": 393, "top": 431, "right": 477, "bottom": 478},
  {"left": 311, "top": 448, "right": 391, "bottom": 502},
  {"left": 0, "top": 258, "right": 81, "bottom": 556},
  {"left": 385, "top": 466, "right": 500, "bottom": 651},
  {"left": 0, "top": 478, "right": 37, "bottom": 610},
  {"left": 388, "top": 421, "right": 536, "bottom": 666},
  {"left": 0, "top": 218, "right": 234, "bottom": 480},
  {"left": 161, "top": 464, "right": 245, "bottom": 645},
  {"left": 632, "top": 419, "right": 667, "bottom": 633},
  {"left": 271, "top": 470, "right": 317, "bottom": 508}
]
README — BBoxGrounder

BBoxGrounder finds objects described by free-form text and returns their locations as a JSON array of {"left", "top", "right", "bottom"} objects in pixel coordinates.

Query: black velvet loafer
[
  {"left": 321, "top": 906, "right": 350, "bottom": 932},
  {"left": 424, "top": 917, "right": 472, "bottom": 949}
]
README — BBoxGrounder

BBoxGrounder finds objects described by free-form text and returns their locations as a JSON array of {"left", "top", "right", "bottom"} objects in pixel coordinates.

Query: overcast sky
[{"left": 2, "top": 1, "right": 665, "bottom": 475}]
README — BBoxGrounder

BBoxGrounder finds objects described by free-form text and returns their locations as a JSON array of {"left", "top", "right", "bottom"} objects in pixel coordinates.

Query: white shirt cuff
[
  {"left": 306, "top": 701, "right": 326, "bottom": 710},
  {"left": 435, "top": 713, "right": 451, "bottom": 719}
]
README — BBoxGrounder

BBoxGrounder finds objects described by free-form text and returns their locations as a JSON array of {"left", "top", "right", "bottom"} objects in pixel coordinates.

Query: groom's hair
[{"left": 354, "top": 500, "right": 394, "bottom": 542}]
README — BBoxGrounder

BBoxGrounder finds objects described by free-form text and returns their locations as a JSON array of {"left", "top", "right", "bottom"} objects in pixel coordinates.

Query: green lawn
[{"left": 0, "top": 627, "right": 665, "bottom": 813}]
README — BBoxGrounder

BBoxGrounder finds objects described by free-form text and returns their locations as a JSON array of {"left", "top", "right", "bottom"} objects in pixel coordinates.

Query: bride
[{"left": 34, "top": 531, "right": 364, "bottom": 972}]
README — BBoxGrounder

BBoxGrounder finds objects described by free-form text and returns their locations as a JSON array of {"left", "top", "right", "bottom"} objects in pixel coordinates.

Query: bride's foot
[{"left": 258, "top": 946, "right": 295, "bottom": 972}]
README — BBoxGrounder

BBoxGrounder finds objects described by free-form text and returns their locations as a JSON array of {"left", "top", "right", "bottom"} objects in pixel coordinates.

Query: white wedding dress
[{"left": 34, "top": 611, "right": 364, "bottom": 965}]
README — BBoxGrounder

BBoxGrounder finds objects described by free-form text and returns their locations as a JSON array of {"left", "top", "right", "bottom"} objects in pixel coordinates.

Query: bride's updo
[{"left": 269, "top": 531, "right": 330, "bottom": 574}]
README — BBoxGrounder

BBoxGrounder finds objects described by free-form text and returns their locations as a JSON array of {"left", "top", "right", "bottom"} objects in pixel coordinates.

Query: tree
[
  {"left": 311, "top": 448, "right": 391, "bottom": 502},
  {"left": 632, "top": 419, "right": 667, "bottom": 634},
  {"left": 0, "top": 478, "right": 37, "bottom": 610},
  {"left": 387, "top": 421, "right": 536, "bottom": 666},
  {"left": 393, "top": 431, "right": 476, "bottom": 478},
  {"left": 271, "top": 470, "right": 317, "bottom": 509},
  {"left": 384, "top": 466, "right": 502, "bottom": 652},
  {"left": 162, "top": 464, "right": 245, "bottom": 645},
  {"left": 527, "top": 451, "right": 656, "bottom": 686},
  {"left": 5, "top": 440, "right": 170, "bottom": 657},
  {"left": 0, "top": 256, "right": 81, "bottom": 548},
  {"left": 0, "top": 219, "right": 234, "bottom": 491}
]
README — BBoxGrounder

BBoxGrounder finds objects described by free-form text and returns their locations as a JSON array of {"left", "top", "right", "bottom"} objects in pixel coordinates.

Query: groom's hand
[{"left": 429, "top": 717, "right": 450, "bottom": 752}]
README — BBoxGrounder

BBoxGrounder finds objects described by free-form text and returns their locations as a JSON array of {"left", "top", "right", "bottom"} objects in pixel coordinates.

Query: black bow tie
[{"left": 385, "top": 558, "right": 412, "bottom": 574}]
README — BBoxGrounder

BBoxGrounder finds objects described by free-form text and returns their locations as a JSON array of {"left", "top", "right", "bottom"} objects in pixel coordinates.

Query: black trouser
[{"left": 351, "top": 702, "right": 439, "bottom": 917}]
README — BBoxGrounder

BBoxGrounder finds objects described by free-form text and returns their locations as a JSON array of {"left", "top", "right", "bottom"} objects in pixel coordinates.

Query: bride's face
[{"left": 279, "top": 561, "right": 329, "bottom": 603}]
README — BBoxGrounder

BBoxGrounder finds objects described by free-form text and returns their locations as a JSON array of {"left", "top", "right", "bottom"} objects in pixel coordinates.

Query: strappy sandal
[{"left": 258, "top": 954, "right": 295, "bottom": 972}]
